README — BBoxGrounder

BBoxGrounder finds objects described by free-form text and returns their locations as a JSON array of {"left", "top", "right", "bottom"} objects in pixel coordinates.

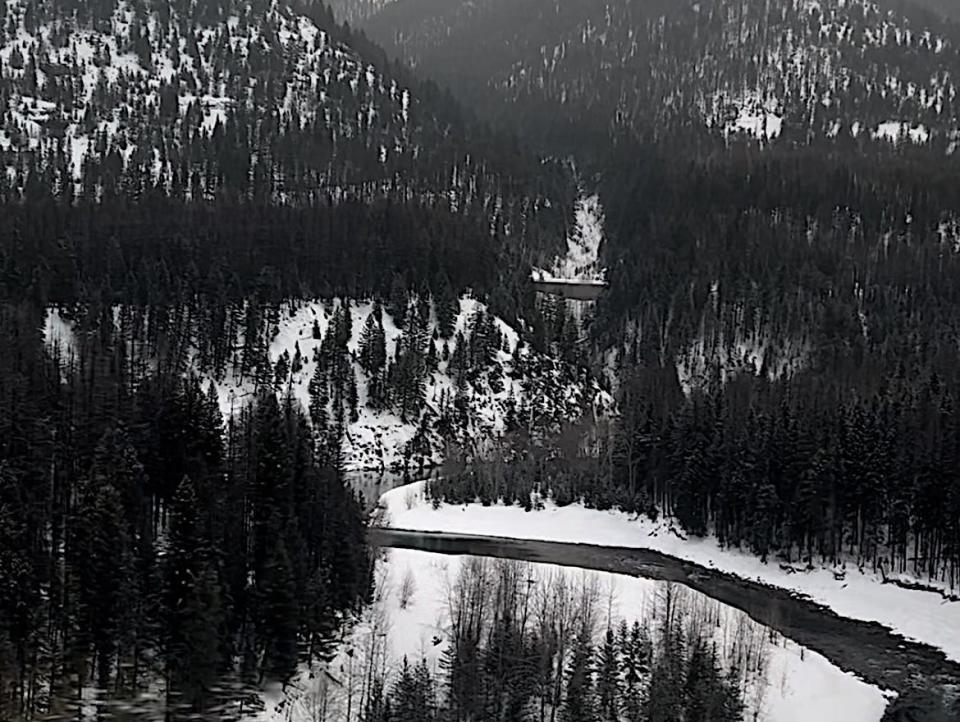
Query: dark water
[{"left": 371, "top": 529, "right": 960, "bottom": 721}]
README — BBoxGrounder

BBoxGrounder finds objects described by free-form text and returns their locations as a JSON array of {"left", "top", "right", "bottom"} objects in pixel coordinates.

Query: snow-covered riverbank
[{"left": 381, "top": 482, "right": 960, "bottom": 665}]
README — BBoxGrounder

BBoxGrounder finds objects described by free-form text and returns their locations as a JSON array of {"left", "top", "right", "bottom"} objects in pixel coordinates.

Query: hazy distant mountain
[
  {"left": 909, "top": 0, "right": 960, "bottom": 21},
  {"left": 328, "top": 0, "right": 396, "bottom": 24},
  {"left": 362, "top": 0, "right": 960, "bottom": 156}
]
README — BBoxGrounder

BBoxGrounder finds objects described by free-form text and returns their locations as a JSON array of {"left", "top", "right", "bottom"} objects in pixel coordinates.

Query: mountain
[
  {"left": 362, "top": 0, "right": 960, "bottom": 155},
  {"left": 0, "top": 0, "right": 592, "bottom": 356},
  {"left": 0, "top": 0, "right": 568, "bottom": 201},
  {"left": 1, "top": 0, "right": 414, "bottom": 192},
  {"left": 353, "top": 0, "right": 960, "bottom": 612},
  {"left": 6, "top": 0, "right": 960, "bottom": 719},
  {"left": 0, "top": 6, "right": 612, "bottom": 718}
]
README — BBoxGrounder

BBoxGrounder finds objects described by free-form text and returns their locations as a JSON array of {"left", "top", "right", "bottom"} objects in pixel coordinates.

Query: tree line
[{"left": 0, "top": 301, "right": 371, "bottom": 719}]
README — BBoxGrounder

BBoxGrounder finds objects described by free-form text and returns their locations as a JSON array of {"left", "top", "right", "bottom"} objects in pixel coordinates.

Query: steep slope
[
  {"left": 0, "top": 0, "right": 403, "bottom": 191},
  {"left": 364, "top": 0, "right": 960, "bottom": 154},
  {"left": 45, "top": 295, "right": 613, "bottom": 473},
  {"left": 0, "top": 0, "right": 591, "bottom": 365}
]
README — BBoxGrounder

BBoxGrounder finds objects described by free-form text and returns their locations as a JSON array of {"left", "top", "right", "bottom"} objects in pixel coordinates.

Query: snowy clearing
[{"left": 382, "top": 482, "right": 960, "bottom": 665}]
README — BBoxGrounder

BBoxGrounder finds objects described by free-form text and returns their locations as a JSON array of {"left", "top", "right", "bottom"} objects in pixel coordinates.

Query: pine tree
[
  {"left": 435, "top": 276, "right": 459, "bottom": 339},
  {"left": 274, "top": 349, "right": 291, "bottom": 388},
  {"left": 259, "top": 523, "right": 299, "bottom": 683},
  {"left": 387, "top": 276, "right": 408, "bottom": 330},
  {"left": 70, "top": 478, "right": 135, "bottom": 691},
  {"left": 359, "top": 306, "right": 387, "bottom": 375},
  {"left": 644, "top": 622, "right": 684, "bottom": 722},
  {"left": 388, "top": 656, "right": 435, "bottom": 722},
  {"left": 596, "top": 626, "right": 621, "bottom": 721},
  {"left": 164, "top": 476, "right": 223, "bottom": 714},
  {"left": 561, "top": 625, "right": 596, "bottom": 722},
  {"left": 360, "top": 307, "right": 388, "bottom": 410},
  {"left": 391, "top": 326, "right": 427, "bottom": 422},
  {"left": 308, "top": 357, "right": 330, "bottom": 438},
  {"left": 719, "top": 665, "right": 745, "bottom": 721},
  {"left": 361, "top": 677, "right": 389, "bottom": 722}
]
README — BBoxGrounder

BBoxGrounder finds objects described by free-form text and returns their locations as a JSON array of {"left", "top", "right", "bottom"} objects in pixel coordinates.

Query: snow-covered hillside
[
  {"left": 366, "top": 0, "right": 960, "bottom": 149},
  {"left": 44, "top": 296, "right": 613, "bottom": 472},
  {"left": 674, "top": 285, "right": 812, "bottom": 394},
  {"left": 219, "top": 297, "right": 611, "bottom": 471},
  {"left": 698, "top": 0, "right": 960, "bottom": 145},
  {"left": 705, "top": 91, "right": 785, "bottom": 141},
  {"left": 0, "top": 0, "right": 568, "bottom": 214},
  {"left": 0, "top": 0, "right": 418, "bottom": 187}
]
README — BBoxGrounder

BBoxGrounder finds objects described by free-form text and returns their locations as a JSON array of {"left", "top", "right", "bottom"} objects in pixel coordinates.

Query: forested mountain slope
[
  {"left": 364, "top": 0, "right": 960, "bottom": 154},
  {"left": 0, "top": 2, "right": 607, "bottom": 719},
  {"left": 46, "top": 294, "right": 612, "bottom": 473},
  {"left": 0, "top": 0, "right": 590, "bottom": 346},
  {"left": 0, "top": 0, "right": 541, "bottom": 197},
  {"left": 0, "top": 0, "right": 577, "bottom": 304}
]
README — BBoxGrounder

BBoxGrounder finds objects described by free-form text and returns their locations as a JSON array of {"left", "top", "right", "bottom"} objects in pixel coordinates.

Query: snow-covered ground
[
  {"left": 382, "top": 482, "right": 960, "bottom": 665},
  {"left": 207, "top": 298, "right": 609, "bottom": 471},
  {"left": 259, "top": 545, "right": 889, "bottom": 722}
]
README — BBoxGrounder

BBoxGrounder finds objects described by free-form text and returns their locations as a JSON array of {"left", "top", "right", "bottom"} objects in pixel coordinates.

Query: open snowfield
[
  {"left": 382, "top": 482, "right": 960, "bottom": 665},
  {"left": 258, "top": 546, "right": 888, "bottom": 722}
]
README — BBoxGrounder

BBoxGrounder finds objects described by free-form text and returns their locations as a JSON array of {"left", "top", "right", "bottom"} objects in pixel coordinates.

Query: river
[{"left": 365, "top": 519, "right": 959, "bottom": 720}]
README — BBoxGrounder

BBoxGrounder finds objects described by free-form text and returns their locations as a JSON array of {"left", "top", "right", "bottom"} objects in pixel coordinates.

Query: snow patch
[
  {"left": 43, "top": 308, "right": 78, "bottom": 375},
  {"left": 707, "top": 93, "right": 783, "bottom": 141},
  {"left": 872, "top": 121, "right": 930, "bottom": 144},
  {"left": 677, "top": 331, "right": 810, "bottom": 394}
]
